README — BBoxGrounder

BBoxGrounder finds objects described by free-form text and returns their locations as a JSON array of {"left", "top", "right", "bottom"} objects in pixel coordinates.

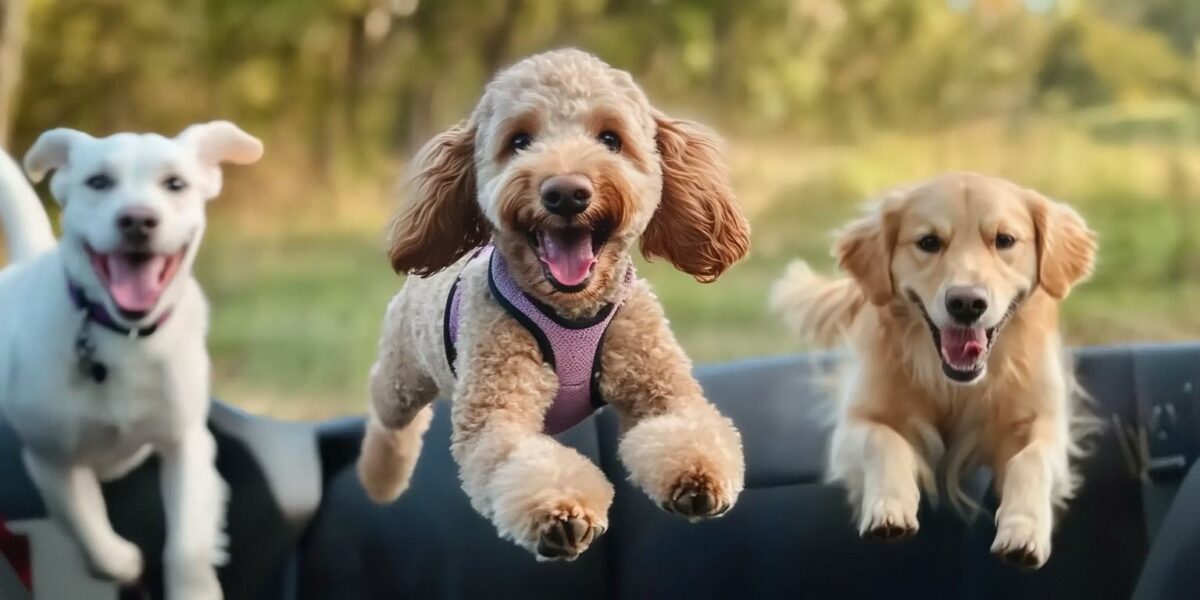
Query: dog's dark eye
[
  {"left": 510, "top": 132, "right": 532, "bottom": 153},
  {"left": 85, "top": 174, "right": 115, "bottom": 191},
  {"left": 916, "top": 234, "right": 942, "bottom": 253},
  {"left": 598, "top": 130, "right": 622, "bottom": 153},
  {"left": 163, "top": 176, "right": 188, "bottom": 192},
  {"left": 995, "top": 233, "right": 1016, "bottom": 250}
]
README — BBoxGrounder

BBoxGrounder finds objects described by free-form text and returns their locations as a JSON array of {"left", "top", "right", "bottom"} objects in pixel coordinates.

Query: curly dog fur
[
  {"left": 358, "top": 49, "right": 749, "bottom": 560},
  {"left": 771, "top": 173, "right": 1097, "bottom": 570}
]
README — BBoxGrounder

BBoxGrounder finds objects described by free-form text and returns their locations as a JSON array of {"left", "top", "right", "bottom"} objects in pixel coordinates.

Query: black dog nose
[
  {"left": 116, "top": 206, "right": 159, "bottom": 243},
  {"left": 540, "top": 174, "right": 593, "bottom": 217},
  {"left": 945, "top": 286, "right": 989, "bottom": 324}
]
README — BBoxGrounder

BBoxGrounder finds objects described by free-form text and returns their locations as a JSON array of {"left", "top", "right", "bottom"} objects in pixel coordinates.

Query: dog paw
[
  {"left": 661, "top": 470, "right": 733, "bottom": 520},
  {"left": 858, "top": 497, "right": 919, "bottom": 541},
  {"left": 166, "top": 566, "right": 223, "bottom": 600},
  {"left": 991, "top": 516, "right": 1050, "bottom": 570},
  {"left": 86, "top": 537, "right": 144, "bottom": 584},
  {"left": 534, "top": 504, "right": 606, "bottom": 561}
]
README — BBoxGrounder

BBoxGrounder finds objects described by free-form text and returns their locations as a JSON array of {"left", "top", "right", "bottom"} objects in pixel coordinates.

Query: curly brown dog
[
  {"left": 771, "top": 173, "right": 1097, "bottom": 569},
  {"left": 357, "top": 49, "right": 749, "bottom": 561}
]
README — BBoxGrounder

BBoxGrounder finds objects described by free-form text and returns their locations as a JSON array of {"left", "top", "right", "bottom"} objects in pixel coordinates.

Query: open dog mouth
[
  {"left": 527, "top": 225, "right": 611, "bottom": 293},
  {"left": 86, "top": 246, "right": 186, "bottom": 320},
  {"left": 906, "top": 290, "right": 1019, "bottom": 384},
  {"left": 934, "top": 324, "right": 996, "bottom": 382}
]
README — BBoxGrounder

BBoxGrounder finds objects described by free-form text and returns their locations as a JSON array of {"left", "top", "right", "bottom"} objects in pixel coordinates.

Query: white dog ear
[
  {"left": 24, "top": 128, "right": 94, "bottom": 183},
  {"left": 177, "top": 121, "right": 264, "bottom": 166},
  {"left": 176, "top": 121, "right": 263, "bottom": 198}
]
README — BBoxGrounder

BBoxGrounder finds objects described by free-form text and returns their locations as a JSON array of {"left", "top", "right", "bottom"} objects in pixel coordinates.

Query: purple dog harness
[{"left": 444, "top": 245, "right": 633, "bottom": 434}]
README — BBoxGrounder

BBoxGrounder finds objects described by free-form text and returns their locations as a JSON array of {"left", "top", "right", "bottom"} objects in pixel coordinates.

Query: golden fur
[
  {"left": 771, "top": 172, "right": 1097, "bottom": 569},
  {"left": 387, "top": 121, "right": 487, "bottom": 276},
  {"left": 642, "top": 115, "right": 749, "bottom": 282},
  {"left": 358, "top": 49, "right": 748, "bottom": 561}
]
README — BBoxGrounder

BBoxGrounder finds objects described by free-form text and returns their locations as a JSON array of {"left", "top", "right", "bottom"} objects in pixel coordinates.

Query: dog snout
[
  {"left": 116, "top": 206, "right": 160, "bottom": 244},
  {"left": 540, "top": 174, "right": 592, "bottom": 217},
  {"left": 945, "top": 286, "right": 989, "bottom": 324}
]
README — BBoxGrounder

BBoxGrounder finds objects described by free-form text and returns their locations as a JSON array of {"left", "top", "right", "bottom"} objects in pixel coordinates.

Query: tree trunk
[
  {"left": 0, "top": 0, "right": 29, "bottom": 147},
  {"left": 344, "top": 12, "right": 366, "bottom": 150},
  {"left": 711, "top": 2, "right": 734, "bottom": 100},
  {"left": 480, "top": 0, "right": 521, "bottom": 75}
]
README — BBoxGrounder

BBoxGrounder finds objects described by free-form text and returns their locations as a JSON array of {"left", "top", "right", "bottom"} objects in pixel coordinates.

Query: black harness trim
[{"left": 444, "top": 277, "right": 462, "bottom": 376}]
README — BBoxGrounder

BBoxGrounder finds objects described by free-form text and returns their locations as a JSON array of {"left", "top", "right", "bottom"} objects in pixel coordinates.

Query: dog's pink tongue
[
  {"left": 106, "top": 255, "right": 166, "bottom": 313},
  {"left": 539, "top": 230, "right": 595, "bottom": 287},
  {"left": 940, "top": 327, "right": 987, "bottom": 367}
]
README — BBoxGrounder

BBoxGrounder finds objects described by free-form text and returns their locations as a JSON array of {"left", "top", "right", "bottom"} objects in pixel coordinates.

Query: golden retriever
[{"left": 770, "top": 172, "right": 1097, "bottom": 569}]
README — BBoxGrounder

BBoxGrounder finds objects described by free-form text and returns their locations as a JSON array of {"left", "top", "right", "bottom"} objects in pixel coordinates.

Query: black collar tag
[{"left": 74, "top": 316, "right": 108, "bottom": 384}]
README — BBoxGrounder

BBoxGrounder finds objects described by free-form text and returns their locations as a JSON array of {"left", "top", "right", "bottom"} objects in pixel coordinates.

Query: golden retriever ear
[
  {"left": 835, "top": 194, "right": 902, "bottom": 306},
  {"left": 1026, "top": 191, "right": 1097, "bottom": 299},
  {"left": 641, "top": 113, "right": 750, "bottom": 282},
  {"left": 388, "top": 119, "right": 489, "bottom": 276}
]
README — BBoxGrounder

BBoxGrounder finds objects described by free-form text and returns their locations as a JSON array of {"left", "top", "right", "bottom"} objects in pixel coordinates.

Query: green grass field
[{"left": 197, "top": 125, "right": 1200, "bottom": 418}]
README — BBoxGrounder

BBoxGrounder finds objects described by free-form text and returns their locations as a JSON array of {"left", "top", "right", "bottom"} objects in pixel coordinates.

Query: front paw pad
[
  {"left": 661, "top": 472, "right": 732, "bottom": 520},
  {"left": 535, "top": 507, "right": 605, "bottom": 561},
  {"left": 859, "top": 498, "right": 918, "bottom": 542},
  {"left": 991, "top": 518, "right": 1049, "bottom": 569}
]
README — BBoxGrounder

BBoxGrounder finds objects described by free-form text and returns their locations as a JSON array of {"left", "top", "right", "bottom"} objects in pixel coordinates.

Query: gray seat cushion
[{"left": 1134, "top": 460, "right": 1200, "bottom": 600}]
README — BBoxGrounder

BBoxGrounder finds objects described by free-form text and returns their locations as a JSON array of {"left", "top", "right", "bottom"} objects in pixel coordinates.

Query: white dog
[{"left": 0, "top": 122, "right": 262, "bottom": 598}]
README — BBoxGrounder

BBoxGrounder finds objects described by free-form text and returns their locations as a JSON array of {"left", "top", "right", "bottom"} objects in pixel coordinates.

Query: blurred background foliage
[{"left": 2, "top": 0, "right": 1200, "bottom": 417}]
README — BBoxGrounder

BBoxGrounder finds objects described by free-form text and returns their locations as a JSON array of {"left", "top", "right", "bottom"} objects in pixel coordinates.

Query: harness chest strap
[{"left": 443, "top": 245, "right": 634, "bottom": 435}]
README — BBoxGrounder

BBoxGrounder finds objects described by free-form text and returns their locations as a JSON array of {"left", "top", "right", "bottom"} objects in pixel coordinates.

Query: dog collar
[{"left": 67, "top": 280, "right": 169, "bottom": 339}]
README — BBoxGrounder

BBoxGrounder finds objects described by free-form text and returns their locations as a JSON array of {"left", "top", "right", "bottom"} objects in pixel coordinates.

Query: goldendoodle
[{"left": 357, "top": 49, "right": 749, "bottom": 561}]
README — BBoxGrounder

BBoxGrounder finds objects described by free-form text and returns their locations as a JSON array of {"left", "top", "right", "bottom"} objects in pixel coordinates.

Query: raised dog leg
[
  {"left": 160, "top": 426, "right": 227, "bottom": 600},
  {"left": 357, "top": 330, "right": 438, "bottom": 503},
  {"left": 990, "top": 416, "right": 1068, "bottom": 570},
  {"left": 359, "top": 405, "right": 434, "bottom": 503},
  {"left": 23, "top": 451, "right": 144, "bottom": 584},
  {"left": 451, "top": 315, "right": 613, "bottom": 561},
  {"left": 599, "top": 285, "right": 744, "bottom": 520},
  {"left": 456, "top": 424, "right": 613, "bottom": 561}
]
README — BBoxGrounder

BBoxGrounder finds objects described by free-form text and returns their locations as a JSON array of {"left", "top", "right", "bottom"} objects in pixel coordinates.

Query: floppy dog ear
[
  {"left": 177, "top": 121, "right": 264, "bottom": 199},
  {"left": 177, "top": 121, "right": 264, "bottom": 166},
  {"left": 641, "top": 113, "right": 750, "bottom": 282},
  {"left": 835, "top": 193, "right": 903, "bottom": 306},
  {"left": 1025, "top": 191, "right": 1097, "bottom": 299},
  {"left": 24, "top": 128, "right": 94, "bottom": 184},
  {"left": 388, "top": 119, "right": 488, "bottom": 276}
]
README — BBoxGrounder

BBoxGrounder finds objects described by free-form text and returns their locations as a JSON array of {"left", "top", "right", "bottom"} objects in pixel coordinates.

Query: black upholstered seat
[
  {"left": 296, "top": 345, "right": 1193, "bottom": 600},
  {"left": 3, "top": 344, "right": 1200, "bottom": 599}
]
